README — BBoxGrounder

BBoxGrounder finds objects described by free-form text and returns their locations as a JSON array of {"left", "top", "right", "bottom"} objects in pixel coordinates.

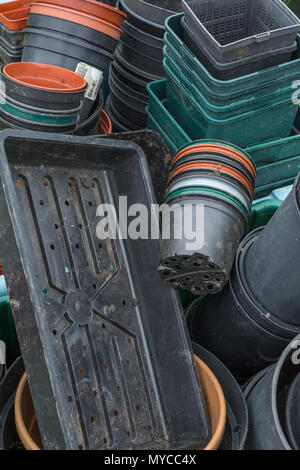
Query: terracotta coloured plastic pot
[
  {"left": 30, "top": 3, "right": 122, "bottom": 40},
  {"left": 37, "top": 0, "right": 126, "bottom": 27},
  {"left": 99, "top": 109, "right": 112, "bottom": 134},
  {"left": 0, "top": 0, "right": 31, "bottom": 31},
  {"left": 3, "top": 62, "right": 86, "bottom": 92},
  {"left": 15, "top": 373, "right": 43, "bottom": 450},
  {"left": 14, "top": 357, "right": 225, "bottom": 451},
  {"left": 194, "top": 355, "right": 226, "bottom": 450}
]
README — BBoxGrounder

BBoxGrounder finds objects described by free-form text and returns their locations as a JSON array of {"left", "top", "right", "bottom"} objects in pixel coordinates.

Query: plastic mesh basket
[{"left": 183, "top": 0, "right": 300, "bottom": 62}]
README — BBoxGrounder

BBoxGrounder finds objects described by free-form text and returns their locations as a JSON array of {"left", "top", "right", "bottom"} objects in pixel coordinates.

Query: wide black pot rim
[
  {"left": 121, "top": 19, "right": 164, "bottom": 49},
  {"left": 114, "top": 50, "right": 149, "bottom": 86},
  {"left": 234, "top": 228, "right": 300, "bottom": 337},
  {"left": 119, "top": 0, "right": 164, "bottom": 32},
  {"left": 110, "top": 62, "right": 148, "bottom": 103},
  {"left": 0, "top": 107, "right": 77, "bottom": 131},
  {"left": 116, "top": 45, "right": 163, "bottom": 81},
  {"left": 23, "top": 27, "right": 114, "bottom": 60},
  {"left": 109, "top": 76, "right": 147, "bottom": 113},
  {"left": 27, "top": 12, "right": 118, "bottom": 53},
  {"left": 118, "top": 39, "right": 163, "bottom": 65}
]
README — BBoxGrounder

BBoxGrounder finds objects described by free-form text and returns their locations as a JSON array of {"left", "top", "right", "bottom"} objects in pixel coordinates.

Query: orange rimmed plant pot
[
  {"left": 30, "top": 3, "right": 122, "bottom": 39},
  {"left": 3, "top": 62, "right": 86, "bottom": 92},
  {"left": 15, "top": 373, "right": 43, "bottom": 450},
  {"left": 194, "top": 355, "right": 226, "bottom": 450},
  {"left": 0, "top": 0, "right": 31, "bottom": 31},
  {"left": 99, "top": 109, "right": 112, "bottom": 134},
  {"left": 15, "top": 357, "right": 225, "bottom": 451},
  {"left": 37, "top": 0, "right": 126, "bottom": 27}
]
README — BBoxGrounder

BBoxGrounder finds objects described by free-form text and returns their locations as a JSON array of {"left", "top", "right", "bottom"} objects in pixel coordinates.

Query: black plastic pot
[
  {"left": 117, "top": 41, "right": 164, "bottom": 79},
  {"left": 0, "top": 364, "right": 4, "bottom": 381},
  {"left": 244, "top": 335, "right": 300, "bottom": 450},
  {"left": 122, "top": 18, "right": 163, "bottom": 48},
  {"left": 243, "top": 175, "right": 300, "bottom": 326},
  {"left": 285, "top": 372, "right": 300, "bottom": 449},
  {"left": 119, "top": 0, "right": 164, "bottom": 38},
  {"left": 107, "top": 94, "right": 142, "bottom": 130},
  {"left": 0, "top": 23, "right": 24, "bottom": 48},
  {"left": 110, "top": 73, "right": 147, "bottom": 111},
  {"left": 110, "top": 62, "right": 148, "bottom": 103},
  {"left": 0, "top": 357, "right": 24, "bottom": 450},
  {"left": 113, "top": 53, "right": 149, "bottom": 95},
  {"left": 109, "top": 78, "right": 148, "bottom": 128},
  {"left": 159, "top": 195, "right": 248, "bottom": 297},
  {"left": 106, "top": 102, "right": 131, "bottom": 132},
  {"left": 74, "top": 91, "right": 103, "bottom": 136},
  {"left": 192, "top": 342, "right": 248, "bottom": 450},
  {"left": 187, "top": 229, "right": 300, "bottom": 382},
  {"left": 123, "top": 0, "right": 178, "bottom": 26},
  {"left": 121, "top": 20, "right": 163, "bottom": 61},
  {"left": 27, "top": 13, "right": 118, "bottom": 55}
]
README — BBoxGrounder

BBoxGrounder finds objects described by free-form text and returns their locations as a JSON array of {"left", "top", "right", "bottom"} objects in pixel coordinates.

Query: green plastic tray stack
[{"left": 146, "top": 13, "right": 300, "bottom": 198}]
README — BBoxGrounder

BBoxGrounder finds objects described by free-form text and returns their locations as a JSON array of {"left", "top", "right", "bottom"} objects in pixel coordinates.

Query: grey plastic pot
[{"left": 244, "top": 335, "right": 300, "bottom": 450}]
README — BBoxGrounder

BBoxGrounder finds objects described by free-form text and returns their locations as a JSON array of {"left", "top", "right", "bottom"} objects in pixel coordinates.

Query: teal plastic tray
[
  {"left": 165, "top": 61, "right": 297, "bottom": 147},
  {"left": 165, "top": 14, "right": 300, "bottom": 103},
  {"left": 147, "top": 111, "right": 178, "bottom": 155},
  {"left": 164, "top": 44, "right": 296, "bottom": 118},
  {"left": 147, "top": 80, "right": 191, "bottom": 151}
]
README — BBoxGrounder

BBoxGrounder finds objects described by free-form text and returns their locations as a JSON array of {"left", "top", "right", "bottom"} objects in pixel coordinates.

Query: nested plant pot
[
  {"left": 110, "top": 62, "right": 148, "bottom": 104},
  {"left": 244, "top": 334, "right": 300, "bottom": 450},
  {"left": 15, "top": 373, "right": 43, "bottom": 450},
  {"left": 159, "top": 195, "right": 248, "bottom": 296},
  {"left": 187, "top": 229, "right": 300, "bottom": 382},
  {"left": 193, "top": 354, "right": 226, "bottom": 450},
  {"left": 113, "top": 52, "right": 149, "bottom": 95},
  {"left": 117, "top": 41, "right": 164, "bottom": 79},
  {"left": 192, "top": 342, "right": 248, "bottom": 450},
  {"left": 119, "top": 0, "right": 164, "bottom": 38},
  {"left": 107, "top": 95, "right": 141, "bottom": 130},
  {"left": 106, "top": 101, "right": 130, "bottom": 131},
  {"left": 121, "top": 19, "right": 163, "bottom": 61},
  {"left": 109, "top": 78, "right": 147, "bottom": 128},
  {"left": 242, "top": 174, "right": 300, "bottom": 326},
  {"left": 74, "top": 90, "right": 103, "bottom": 135},
  {"left": 0, "top": 357, "right": 24, "bottom": 450}
]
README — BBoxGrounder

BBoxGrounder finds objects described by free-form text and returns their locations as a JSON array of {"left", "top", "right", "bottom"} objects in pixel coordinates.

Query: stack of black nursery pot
[{"left": 107, "top": 0, "right": 182, "bottom": 131}]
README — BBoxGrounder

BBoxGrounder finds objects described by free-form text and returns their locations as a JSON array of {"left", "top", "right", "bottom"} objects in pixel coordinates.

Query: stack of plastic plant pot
[
  {"left": 182, "top": 0, "right": 300, "bottom": 80},
  {"left": 187, "top": 174, "right": 300, "bottom": 382},
  {"left": 0, "top": 62, "right": 87, "bottom": 132},
  {"left": 0, "top": 0, "right": 31, "bottom": 65},
  {"left": 107, "top": 0, "right": 182, "bottom": 131},
  {"left": 161, "top": 13, "right": 300, "bottom": 147},
  {"left": 159, "top": 140, "right": 256, "bottom": 297},
  {"left": 21, "top": 0, "right": 125, "bottom": 121}
]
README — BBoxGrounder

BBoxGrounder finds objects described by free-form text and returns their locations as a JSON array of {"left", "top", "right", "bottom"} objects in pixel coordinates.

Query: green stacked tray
[{"left": 146, "top": 79, "right": 300, "bottom": 198}]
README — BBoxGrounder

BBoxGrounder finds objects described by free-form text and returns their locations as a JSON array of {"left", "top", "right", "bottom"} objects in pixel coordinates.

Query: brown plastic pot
[
  {"left": 15, "top": 358, "right": 225, "bottom": 451},
  {"left": 30, "top": 3, "right": 122, "bottom": 39},
  {"left": 3, "top": 62, "right": 86, "bottom": 91},
  {"left": 194, "top": 355, "right": 226, "bottom": 450},
  {"left": 99, "top": 109, "right": 112, "bottom": 134},
  {"left": 37, "top": 0, "right": 126, "bottom": 27},
  {"left": 15, "top": 373, "right": 42, "bottom": 450},
  {"left": 0, "top": 0, "right": 30, "bottom": 31}
]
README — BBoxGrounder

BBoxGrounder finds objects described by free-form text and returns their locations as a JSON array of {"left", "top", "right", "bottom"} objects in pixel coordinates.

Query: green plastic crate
[
  {"left": 165, "top": 60, "right": 297, "bottom": 147},
  {"left": 165, "top": 14, "right": 300, "bottom": 103},
  {"left": 147, "top": 111, "right": 178, "bottom": 155},
  {"left": 249, "top": 199, "right": 283, "bottom": 230}
]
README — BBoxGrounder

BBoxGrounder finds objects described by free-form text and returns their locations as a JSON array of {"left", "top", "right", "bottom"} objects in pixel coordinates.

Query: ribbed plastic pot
[
  {"left": 110, "top": 62, "right": 148, "bottom": 103},
  {"left": 242, "top": 174, "right": 300, "bottom": 326},
  {"left": 123, "top": 0, "right": 179, "bottom": 26},
  {"left": 36, "top": 0, "right": 126, "bottom": 27},
  {"left": 0, "top": 357, "right": 24, "bottom": 450},
  {"left": 106, "top": 101, "right": 130, "bottom": 131},
  {"left": 109, "top": 72, "right": 147, "bottom": 110},
  {"left": 107, "top": 95, "right": 141, "bottom": 130},
  {"left": 159, "top": 195, "right": 248, "bottom": 296},
  {"left": 244, "top": 335, "right": 300, "bottom": 450},
  {"left": 15, "top": 373, "right": 42, "bottom": 450},
  {"left": 27, "top": 13, "right": 119, "bottom": 55},
  {"left": 192, "top": 342, "right": 248, "bottom": 450},
  {"left": 109, "top": 81, "right": 147, "bottom": 128},
  {"left": 193, "top": 354, "right": 226, "bottom": 450},
  {"left": 121, "top": 20, "right": 163, "bottom": 61},
  {"left": 187, "top": 230, "right": 300, "bottom": 382},
  {"left": 74, "top": 91, "right": 104, "bottom": 135}
]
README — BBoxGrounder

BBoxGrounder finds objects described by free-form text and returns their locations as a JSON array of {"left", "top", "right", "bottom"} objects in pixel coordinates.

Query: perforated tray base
[{"left": 0, "top": 130, "right": 209, "bottom": 450}]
